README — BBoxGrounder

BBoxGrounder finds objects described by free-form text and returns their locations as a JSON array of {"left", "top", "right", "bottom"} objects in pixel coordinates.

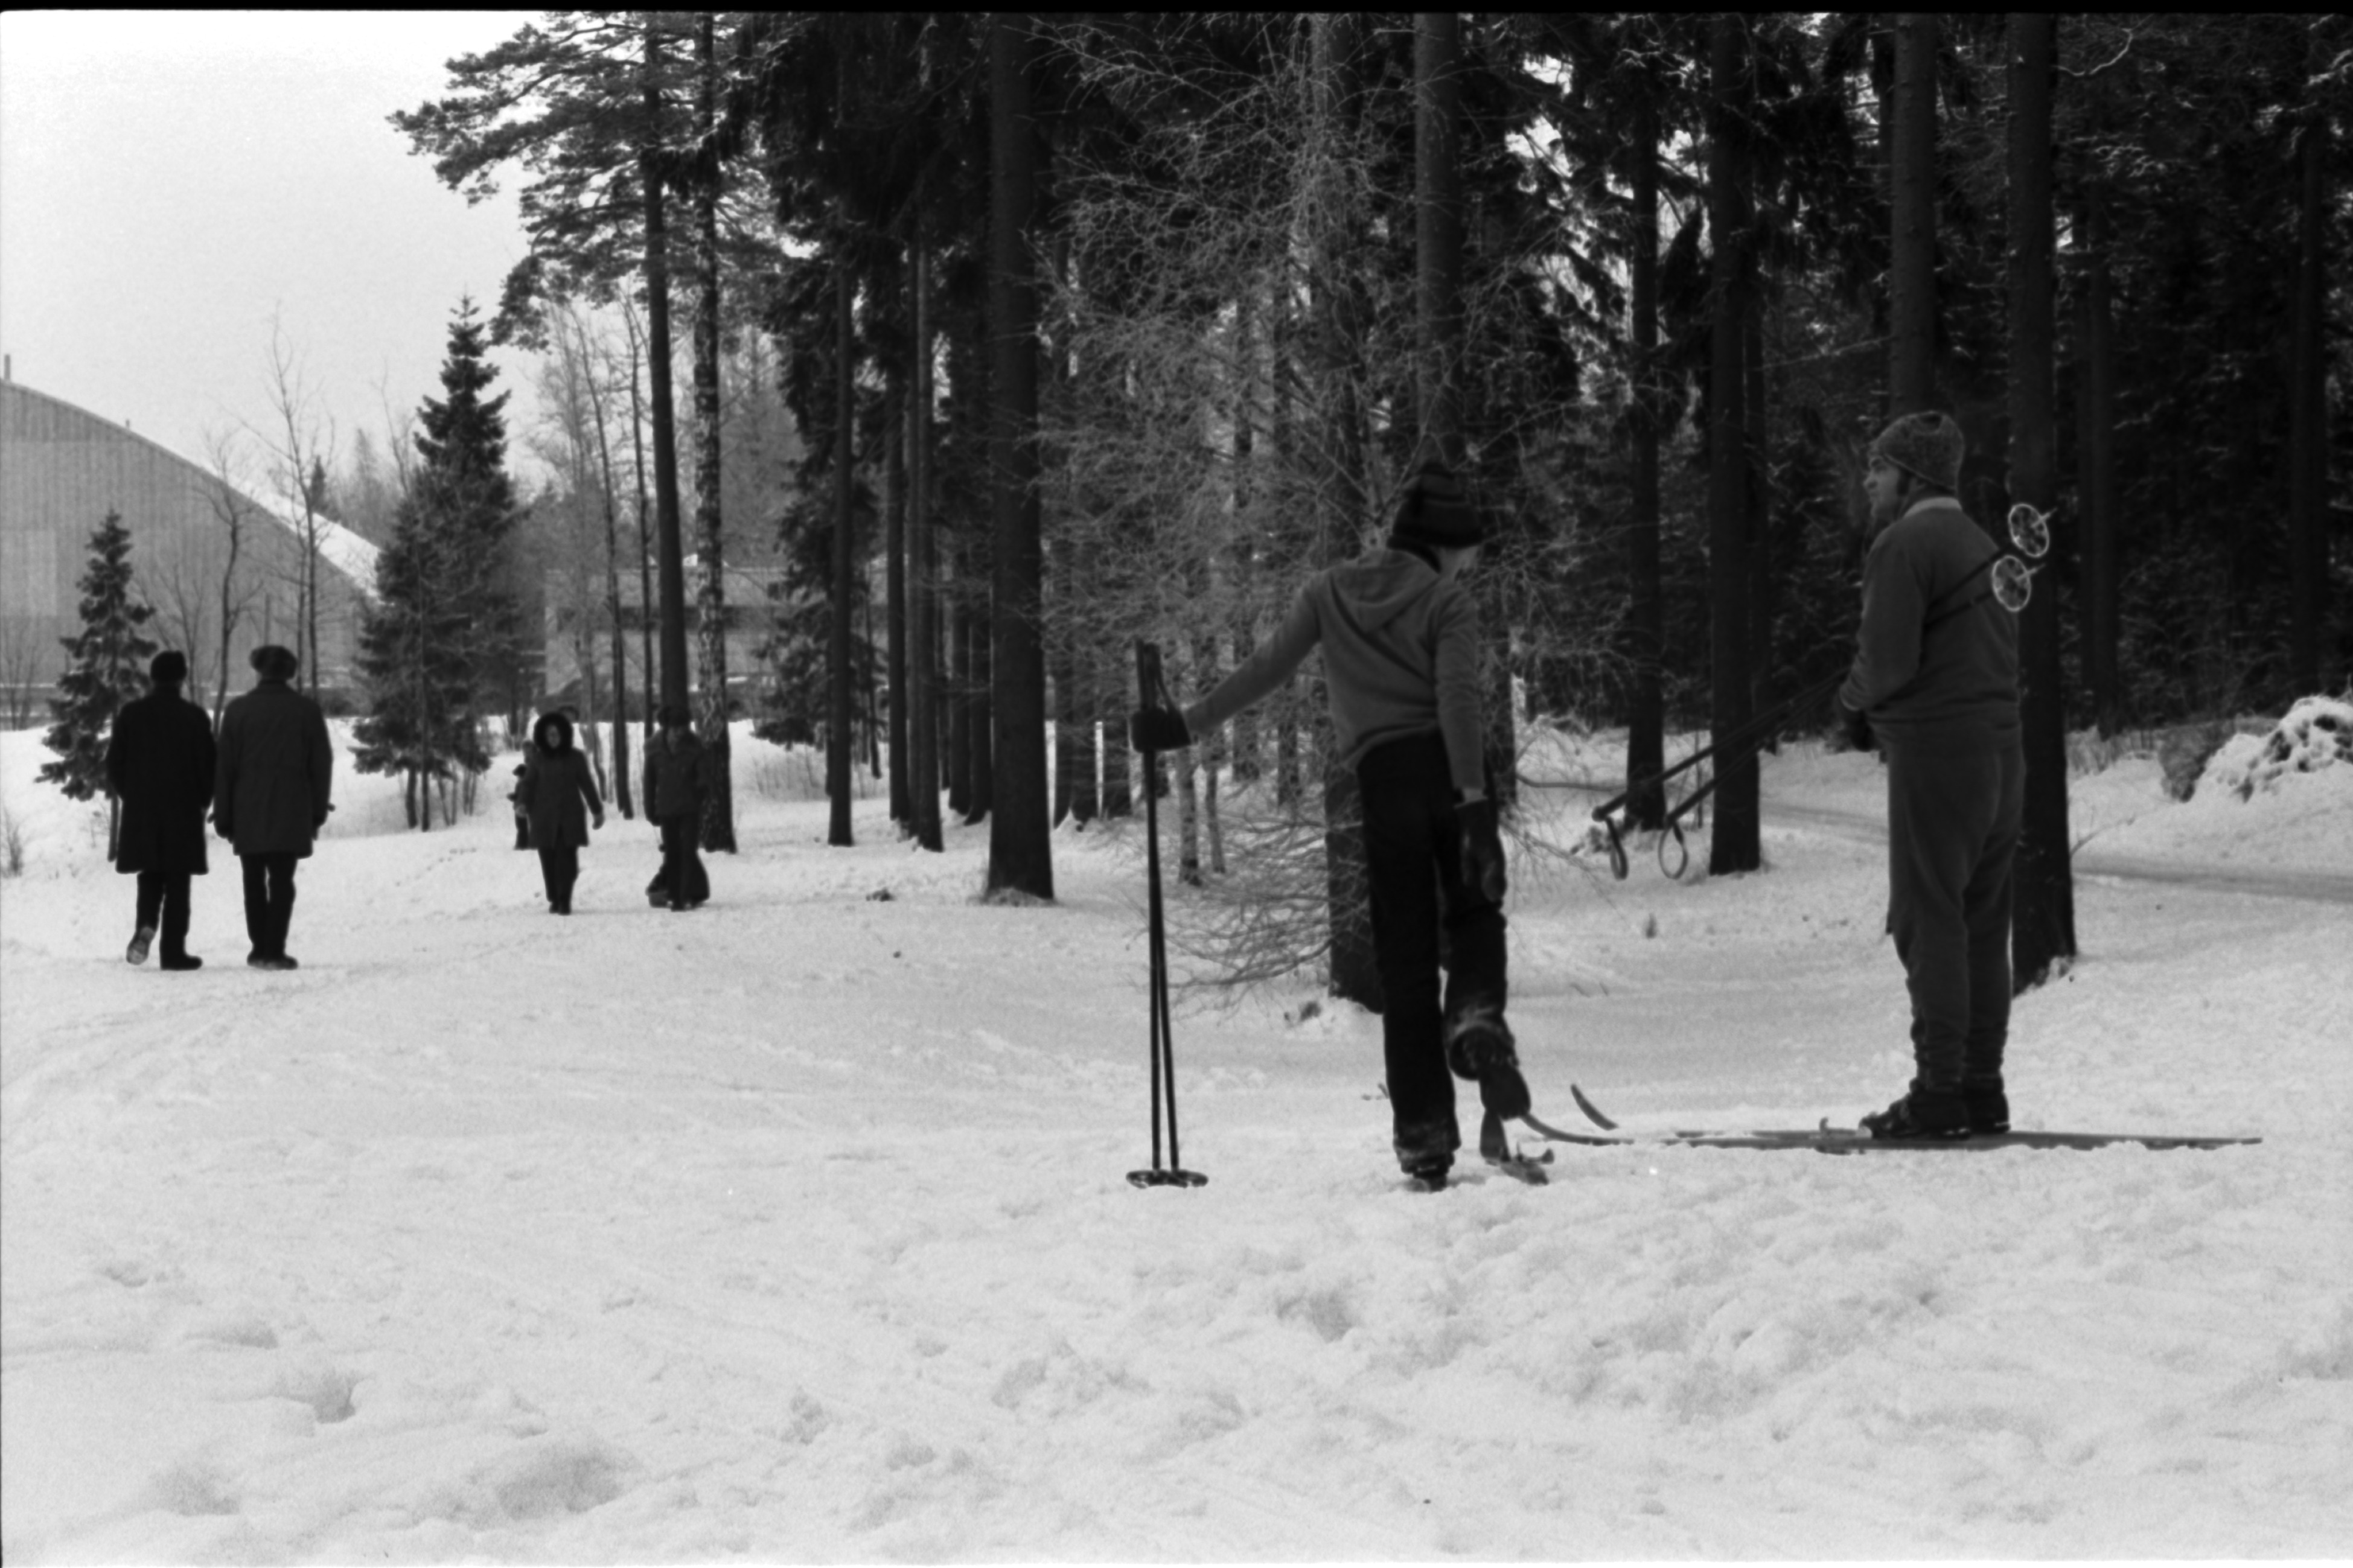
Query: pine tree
[{"left": 40, "top": 511, "right": 159, "bottom": 853}]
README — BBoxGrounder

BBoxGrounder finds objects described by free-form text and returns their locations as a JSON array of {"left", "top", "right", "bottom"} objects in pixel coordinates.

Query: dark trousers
[
  {"left": 537, "top": 845, "right": 579, "bottom": 910},
  {"left": 656, "top": 817, "right": 708, "bottom": 908},
  {"left": 1358, "top": 732, "right": 1507, "bottom": 1169},
  {"left": 1885, "top": 741, "right": 2024, "bottom": 1091},
  {"left": 135, "top": 871, "right": 193, "bottom": 960},
  {"left": 239, "top": 852, "right": 299, "bottom": 960}
]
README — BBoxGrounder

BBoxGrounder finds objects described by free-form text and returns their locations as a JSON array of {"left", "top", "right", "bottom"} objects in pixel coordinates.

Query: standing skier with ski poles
[
  {"left": 1128, "top": 459, "right": 1520, "bottom": 1191},
  {"left": 1839, "top": 412, "right": 2023, "bottom": 1139}
]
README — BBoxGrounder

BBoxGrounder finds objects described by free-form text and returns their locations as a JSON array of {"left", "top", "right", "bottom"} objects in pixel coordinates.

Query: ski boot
[
  {"left": 1860, "top": 1085, "right": 1970, "bottom": 1141},
  {"left": 1446, "top": 1007, "right": 1530, "bottom": 1121}
]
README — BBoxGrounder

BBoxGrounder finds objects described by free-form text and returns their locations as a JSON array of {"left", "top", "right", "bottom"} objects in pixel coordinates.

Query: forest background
[{"left": 70, "top": 12, "right": 2348, "bottom": 1005}]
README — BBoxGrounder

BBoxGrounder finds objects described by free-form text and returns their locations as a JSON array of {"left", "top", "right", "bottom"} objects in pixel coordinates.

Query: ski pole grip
[{"left": 1135, "top": 640, "right": 1165, "bottom": 715}]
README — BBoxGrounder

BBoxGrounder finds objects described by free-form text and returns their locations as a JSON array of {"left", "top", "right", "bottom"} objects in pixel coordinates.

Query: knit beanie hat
[
  {"left": 1389, "top": 459, "right": 1485, "bottom": 549},
  {"left": 150, "top": 650, "right": 188, "bottom": 686},
  {"left": 1869, "top": 411, "right": 1965, "bottom": 493},
  {"left": 659, "top": 703, "right": 692, "bottom": 730}
]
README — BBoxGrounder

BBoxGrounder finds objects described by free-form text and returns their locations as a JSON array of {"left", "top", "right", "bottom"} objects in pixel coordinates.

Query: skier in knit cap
[
  {"left": 1841, "top": 411, "right": 2022, "bottom": 1138},
  {"left": 1128, "top": 457, "right": 1519, "bottom": 1190}
]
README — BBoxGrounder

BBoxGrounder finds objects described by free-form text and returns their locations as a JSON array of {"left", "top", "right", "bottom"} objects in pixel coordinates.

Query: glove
[
  {"left": 1129, "top": 706, "right": 1192, "bottom": 753},
  {"left": 1457, "top": 797, "right": 1507, "bottom": 904},
  {"left": 212, "top": 810, "right": 232, "bottom": 841},
  {"left": 1841, "top": 701, "right": 1874, "bottom": 753},
  {"left": 592, "top": 814, "right": 605, "bottom": 830}
]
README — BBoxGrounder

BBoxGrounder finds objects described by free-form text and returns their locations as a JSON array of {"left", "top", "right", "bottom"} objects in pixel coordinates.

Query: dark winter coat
[
  {"left": 106, "top": 689, "right": 218, "bottom": 876},
  {"left": 214, "top": 677, "right": 334, "bottom": 858},
  {"left": 643, "top": 729, "right": 715, "bottom": 823},
  {"left": 520, "top": 713, "right": 604, "bottom": 850}
]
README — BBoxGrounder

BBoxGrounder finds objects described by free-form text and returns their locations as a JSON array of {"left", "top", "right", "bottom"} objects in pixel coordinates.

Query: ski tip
[{"left": 1569, "top": 1083, "right": 1618, "bottom": 1130}]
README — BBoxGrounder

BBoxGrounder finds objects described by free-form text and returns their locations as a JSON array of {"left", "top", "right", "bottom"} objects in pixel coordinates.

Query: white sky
[{"left": 1, "top": 10, "right": 549, "bottom": 485}]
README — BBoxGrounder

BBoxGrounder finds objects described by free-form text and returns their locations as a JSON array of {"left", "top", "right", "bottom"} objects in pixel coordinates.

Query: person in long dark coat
[
  {"left": 642, "top": 704, "right": 714, "bottom": 911},
  {"left": 518, "top": 710, "right": 604, "bottom": 914},
  {"left": 214, "top": 644, "right": 334, "bottom": 970},
  {"left": 105, "top": 650, "right": 218, "bottom": 970}
]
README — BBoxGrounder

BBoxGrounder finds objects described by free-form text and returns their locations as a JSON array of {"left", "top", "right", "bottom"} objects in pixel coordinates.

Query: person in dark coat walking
[
  {"left": 518, "top": 710, "right": 605, "bottom": 914},
  {"left": 1128, "top": 460, "right": 1520, "bottom": 1190},
  {"left": 642, "top": 704, "right": 713, "bottom": 911},
  {"left": 1837, "top": 412, "right": 2023, "bottom": 1139},
  {"left": 214, "top": 644, "right": 334, "bottom": 970},
  {"left": 105, "top": 649, "right": 218, "bottom": 970}
]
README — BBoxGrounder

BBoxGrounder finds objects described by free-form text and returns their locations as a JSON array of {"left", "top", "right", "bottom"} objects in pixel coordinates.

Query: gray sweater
[
  {"left": 1840, "top": 499, "right": 2020, "bottom": 753},
  {"left": 1184, "top": 548, "right": 1486, "bottom": 795}
]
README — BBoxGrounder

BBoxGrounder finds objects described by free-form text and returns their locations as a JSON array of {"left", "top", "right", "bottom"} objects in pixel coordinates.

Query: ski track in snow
[{"left": 3, "top": 724, "right": 2349, "bottom": 1561}]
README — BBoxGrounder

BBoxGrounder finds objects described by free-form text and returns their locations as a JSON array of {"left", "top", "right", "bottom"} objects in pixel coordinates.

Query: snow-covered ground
[{"left": 3, "top": 714, "right": 2348, "bottom": 1561}]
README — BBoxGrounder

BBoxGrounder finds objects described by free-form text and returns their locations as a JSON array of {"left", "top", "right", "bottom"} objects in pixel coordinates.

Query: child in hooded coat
[{"left": 517, "top": 710, "right": 605, "bottom": 914}]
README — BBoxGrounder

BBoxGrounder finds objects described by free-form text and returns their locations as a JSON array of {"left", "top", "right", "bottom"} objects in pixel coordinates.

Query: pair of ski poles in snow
[
  {"left": 1129, "top": 640, "right": 1208, "bottom": 1190},
  {"left": 1591, "top": 502, "right": 2052, "bottom": 881}
]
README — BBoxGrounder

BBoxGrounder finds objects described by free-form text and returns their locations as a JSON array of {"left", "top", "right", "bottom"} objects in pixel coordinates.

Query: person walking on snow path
[
  {"left": 1838, "top": 411, "right": 2023, "bottom": 1139},
  {"left": 106, "top": 649, "right": 218, "bottom": 971},
  {"left": 213, "top": 644, "right": 334, "bottom": 971},
  {"left": 1128, "top": 458, "right": 1521, "bottom": 1191},
  {"left": 517, "top": 710, "right": 605, "bottom": 914},
  {"left": 643, "top": 704, "right": 713, "bottom": 912}
]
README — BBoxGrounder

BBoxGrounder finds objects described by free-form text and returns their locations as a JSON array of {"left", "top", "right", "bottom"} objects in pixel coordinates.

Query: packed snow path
[{"left": 3, "top": 727, "right": 2348, "bottom": 1560}]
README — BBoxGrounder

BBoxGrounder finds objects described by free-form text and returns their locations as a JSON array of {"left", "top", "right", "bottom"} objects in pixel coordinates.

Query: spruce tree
[
  {"left": 351, "top": 300, "right": 515, "bottom": 826},
  {"left": 413, "top": 298, "right": 524, "bottom": 716},
  {"left": 40, "top": 512, "right": 159, "bottom": 852},
  {"left": 350, "top": 493, "right": 482, "bottom": 829}
]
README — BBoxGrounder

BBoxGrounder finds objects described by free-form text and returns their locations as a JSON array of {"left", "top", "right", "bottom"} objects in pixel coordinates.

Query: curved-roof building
[{"left": 1, "top": 374, "right": 376, "bottom": 716}]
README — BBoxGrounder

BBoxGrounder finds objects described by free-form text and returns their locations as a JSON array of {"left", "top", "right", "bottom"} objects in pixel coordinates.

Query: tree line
[
  {"left": 360, "top": 13, "right": 2345, "bottom": 997},
  {"left": 28, "top": 14, "right": 2349, "bottom": 999}
]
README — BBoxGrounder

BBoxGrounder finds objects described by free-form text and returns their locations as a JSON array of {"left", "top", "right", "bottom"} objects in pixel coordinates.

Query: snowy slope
[{"left": 2, "top": 721, "right": 2348, "bottom": 1561}]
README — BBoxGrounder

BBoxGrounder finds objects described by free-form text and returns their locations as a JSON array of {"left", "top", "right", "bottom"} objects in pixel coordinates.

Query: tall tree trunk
[
  {"left": 908, "top": 220, "right": 943, "bottom": 851},
  {"left": 828, "top": 222, "right": 855, "bottom": 848},
  {"left": 1414, "top": 11, "right": 1463, "bottom": 461},
  {"left": 2289, "top": 112, "right": 2329, "bottom": 693},
  {"left": 1626, "top": 65, "right": 1666, "bottom": 830},
  {"left": 2007, "top": 11, "right": 2075, "bottom": 992},
  {"left": 625, "top": 308, "right": 658, "bottom": 753},
  {"left": 2079, "top": 181, "right": 2119, "bottom": 733},
  {"left": 643, "top": 21, "right": 689, "bottom": 719},
  {"left": 1745, "top": 305, "right": 1774, "bottom": 728},
  {"left": 957, "top": 301, "right": 995, "bottom": 826},
  {"left": 886, "top": 369, "right": 911, "bottom": 827},
  {"left": 986, "top": 15, "right": 1054, "bottom": 900},
  {"left": 587, "top": 344, "right": 634, "bottom": 817},
  {"left": 1314, "top": 10, "right": 1379, "bottom": 1008},
  {"left": 947, "top": 552, "right": 970, "bottom": 817},
  {"left": 690, "top": 13, "right": 735, "bottom": 853},
  {"left": 1706, "top": 14, "right": 1759, "bottom": 876},
  {"left": 1889, "top": 13, "right": 1940, "bottom": 415}
]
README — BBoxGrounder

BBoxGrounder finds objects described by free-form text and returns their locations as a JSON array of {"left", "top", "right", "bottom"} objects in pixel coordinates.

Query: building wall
[
  {"left": 1, "top": 378, "right": 375, "bottom": 717},
  {"left": 539, "top": 562, "right": 784, "bottom": 720}
]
